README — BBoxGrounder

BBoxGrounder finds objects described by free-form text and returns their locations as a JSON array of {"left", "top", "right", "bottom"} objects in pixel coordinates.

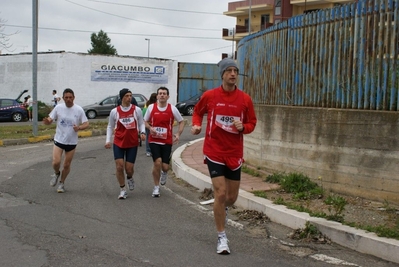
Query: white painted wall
[{"left": 0, "top": 52, "right": 178, "bottom": 107}]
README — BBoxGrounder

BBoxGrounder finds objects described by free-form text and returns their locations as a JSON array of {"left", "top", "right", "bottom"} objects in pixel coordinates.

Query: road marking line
[
  {"left": 310, "top": 254, "right": 361, "bottom": 266},
  {"left": 163, "top": 186, "right": 244, "bottom": 230},
  {"left": 9, "top": 146, "right": 40, "bottom": 151}
]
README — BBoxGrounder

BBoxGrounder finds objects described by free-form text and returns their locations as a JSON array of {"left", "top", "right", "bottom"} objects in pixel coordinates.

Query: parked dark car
[
  {"left": 83, "top": 93, "right": 147, "bottom": 119},
  {"left": 175, "top": 94, "right": 201, "bottom": 116},
  {"left": 0, "top": 90, "right": 29, "bottom": 122},
  {"left": 0, "top": 99, "right": 29, "bottom": 122}
]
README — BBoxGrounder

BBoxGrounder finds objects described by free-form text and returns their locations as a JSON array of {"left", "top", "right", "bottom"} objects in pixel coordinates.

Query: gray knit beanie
[{"left": 217, "top": 58, "right": 238, "bottom": 78}]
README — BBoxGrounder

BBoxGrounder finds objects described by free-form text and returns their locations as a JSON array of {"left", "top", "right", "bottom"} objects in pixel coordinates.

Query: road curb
[{"left": 171, "top": 138, "right": 399, "bottom": 264}]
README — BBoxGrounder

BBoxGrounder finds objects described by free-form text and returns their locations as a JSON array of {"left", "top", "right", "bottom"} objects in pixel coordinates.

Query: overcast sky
[{"left": 1, "top": 0, "right": 236, "bottom": 63}]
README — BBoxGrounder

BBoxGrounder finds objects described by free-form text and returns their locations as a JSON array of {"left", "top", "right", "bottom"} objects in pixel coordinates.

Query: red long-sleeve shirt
[{"left": 192, "top": 86, "right": 257, "bottom": 158}]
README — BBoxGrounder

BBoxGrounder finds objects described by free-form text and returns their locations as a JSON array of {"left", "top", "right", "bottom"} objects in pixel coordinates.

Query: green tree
[{"left": 87, "top": 30, "right": 117, "bottom": 55}]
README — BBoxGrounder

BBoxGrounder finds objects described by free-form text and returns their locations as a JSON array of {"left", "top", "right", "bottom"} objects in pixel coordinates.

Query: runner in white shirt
[
  {"left": 43, "top": 88, "right": 89, "bottom": 193},
  {"left": 52, "top": 89, "right": 61, "bottom": 107}
]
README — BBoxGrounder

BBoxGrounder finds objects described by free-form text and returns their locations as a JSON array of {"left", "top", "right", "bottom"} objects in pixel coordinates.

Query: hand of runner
[
  {"left": 191, "top": 125, "right": 201, "bottom": 135},
  {"left": 173, "top": 134, "right": 180, "bottom": 144},
  {"left": 233, "top": 120, "right": 244, "bottom": 132}
]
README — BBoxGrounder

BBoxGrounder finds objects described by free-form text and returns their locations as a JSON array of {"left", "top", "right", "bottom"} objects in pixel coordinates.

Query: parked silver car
[{"left": 83, "top": 93, "right": 147, "bottom": 119}]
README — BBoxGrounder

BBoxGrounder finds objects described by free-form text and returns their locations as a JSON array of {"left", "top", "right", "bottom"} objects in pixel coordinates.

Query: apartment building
[{"left": 222, "top": 0, "right": 353, "bottom": 54}]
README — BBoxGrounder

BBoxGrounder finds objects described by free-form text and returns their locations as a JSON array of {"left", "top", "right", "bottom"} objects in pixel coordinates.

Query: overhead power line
[
  {"left": 65, "top": 0, "right": 221, "bottom": 31},
  {"left": 4, "top": 24, "right": 221, "bottom": 40},
  {"left": 87, "top": 0, "right": 224, "bottom": 15},
  {"left": 166, "top": 45, "right": 232, "bottom": 59}
]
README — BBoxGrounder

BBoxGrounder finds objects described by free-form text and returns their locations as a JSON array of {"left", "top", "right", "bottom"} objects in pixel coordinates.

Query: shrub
[{"left": 37, "top": 101, "right": 52, "bottom": 121}]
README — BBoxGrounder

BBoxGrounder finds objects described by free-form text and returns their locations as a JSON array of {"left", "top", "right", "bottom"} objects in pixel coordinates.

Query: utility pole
[
  {"left": 145, "top": 38, "right": 150, "bottom": 58},
  {"left": 249, "top": 0, "right": 252, "bottom": 34},
  {"left": 232, "top": 28, "right": 235, "bottom": 59},
  {"left": 32, "top": 0, "right": 38, "bottom": 136}
]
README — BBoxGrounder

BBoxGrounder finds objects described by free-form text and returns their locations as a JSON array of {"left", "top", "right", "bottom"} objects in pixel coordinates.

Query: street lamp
[{"left": 145, "top": 38, "right": 150, "bottom": 58}]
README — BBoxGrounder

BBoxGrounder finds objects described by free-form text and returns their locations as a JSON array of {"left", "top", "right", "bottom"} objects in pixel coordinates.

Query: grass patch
[
  {"left": 252, "top": 190, "right": 267, "bottom": 198},
  {"left": 266, "top": 171, "right": 399, "bottom": 239},
  {"left": 0, "top": 121, "right": 108, "bottom": 139},
  {"left": 268, "top": 172, "right": 348, "bottom": 221},
  {"left": 346, "top": 223, "right": 399, "bottom": 239},
  {"left": 265, "top": 172, "right": 285, "bottom": 183},
  {"left": 242, "top": 164, "right": 260, "bottom": 177}
]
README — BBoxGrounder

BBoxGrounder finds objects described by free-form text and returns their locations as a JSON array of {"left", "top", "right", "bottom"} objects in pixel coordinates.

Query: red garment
[
  {"left": 114, "top": 105, "right": 139, "bottom": 148},
  {"left": 148, "top": 103, "right": 174, "bottom": 145},
  {"left": 192, "top": 86, "right": 257, "bottom": 158}
]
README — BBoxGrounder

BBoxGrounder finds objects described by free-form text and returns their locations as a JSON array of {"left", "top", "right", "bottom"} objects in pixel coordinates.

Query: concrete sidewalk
[{"left": 171, "top": 138, "right": 399, "bottom": 264}]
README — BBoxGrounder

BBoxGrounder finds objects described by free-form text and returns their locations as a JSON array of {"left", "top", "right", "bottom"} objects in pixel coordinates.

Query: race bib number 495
[{"left": 215, "top": 115, "right": 240, "bottom": 134}]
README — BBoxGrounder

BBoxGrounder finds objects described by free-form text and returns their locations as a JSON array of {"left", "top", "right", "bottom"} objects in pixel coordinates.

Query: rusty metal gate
[
  {"left": 237, "top": 0, "right": 399, "bottom": 111},
  {"left": 177, "top": 62, "right": 220, "bottom": 102}
]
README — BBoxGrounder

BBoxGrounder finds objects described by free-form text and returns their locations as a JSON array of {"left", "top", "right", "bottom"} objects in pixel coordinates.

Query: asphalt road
[{"left": 0, "top": 120, "right": 397, "bottom": 266}]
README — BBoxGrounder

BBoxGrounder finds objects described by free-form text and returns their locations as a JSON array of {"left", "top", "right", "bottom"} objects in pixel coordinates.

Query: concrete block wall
[{"left": 244, "top": 105, "right": 399, "bottom": 205}]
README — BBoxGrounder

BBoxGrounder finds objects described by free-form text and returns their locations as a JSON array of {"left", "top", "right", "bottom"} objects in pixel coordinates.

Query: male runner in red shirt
[
  {"left": 191, "top": 58, "right": 257, "bottom": 254},
  {"left": 105, "top": 88, "right": 146, "bottom": 199},
  {"left": 144, "top": 87, "right": 185, "bottom": 197}
]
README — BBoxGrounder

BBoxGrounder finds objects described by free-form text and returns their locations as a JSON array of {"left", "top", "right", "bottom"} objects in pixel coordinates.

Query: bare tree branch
[{"left": 0, "top": 16, "right": 19, "bottom": 52}]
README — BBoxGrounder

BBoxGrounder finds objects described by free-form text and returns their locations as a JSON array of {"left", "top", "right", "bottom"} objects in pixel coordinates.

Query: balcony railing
[{"left": 222, "top": 23, "right": 274, "bottom": 38}]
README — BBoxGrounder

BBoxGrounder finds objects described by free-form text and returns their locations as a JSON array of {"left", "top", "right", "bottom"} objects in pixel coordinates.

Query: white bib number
[
  {"left": 152, "top": 126, "right": 168, "bottom": 139},
  {"left": 119, "top": 117, "right": 136, "bottom": 129},
  {"left": 215, "top": 115, "right": 240, "bottom": 134}
]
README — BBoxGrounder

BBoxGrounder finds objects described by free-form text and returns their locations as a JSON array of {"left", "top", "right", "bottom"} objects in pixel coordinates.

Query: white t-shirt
[
  {"left": 49, "top": 103, "right": 88, "bottom": 145},
  {"left": 53, "top": 94, "right": 60, "bottom": 106}
]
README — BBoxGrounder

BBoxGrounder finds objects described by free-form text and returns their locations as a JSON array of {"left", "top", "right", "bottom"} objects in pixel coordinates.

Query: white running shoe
[
  {"left": 127, "top": 178, "right": 135, "bottom": 191},
  {"left": 217, "top": 236, "right": 230, "bottom": 254},
  {"left": 50, "top": 172, "right": 60, "bottom": 187},
  {"left": 152, "top": 186, "right": 160, "bottom": 197},
  {"left": 160, "top": 171, "right": 168, "bottom": 186},
  {"left": 57, "top": 183, "right": 65, "bottom": 193},
  {"left": 146, "top": 152, "right": 152, "bottom": 157},
  {"left": 118, "top": 189, "right": 127, "bottom": 199}
]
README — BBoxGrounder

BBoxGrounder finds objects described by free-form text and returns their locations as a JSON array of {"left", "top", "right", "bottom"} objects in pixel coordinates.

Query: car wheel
[
  {"left": 12, "top": 112, "right": 23, "bottom": 122},
  {"left": 86, "top": 110, "right": 97, "bottom": 119},
  {"left": 185, "top": 106, "right": 195, "bottom": 116}
]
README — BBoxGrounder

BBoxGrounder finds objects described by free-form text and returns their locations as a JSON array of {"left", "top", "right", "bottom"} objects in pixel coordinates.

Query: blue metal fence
[
  {"left": 237, "top": 0, "right": 399, "bottom": 111},
  {"left": 177, "top": 62, "right": 220, "bottom": 102}
]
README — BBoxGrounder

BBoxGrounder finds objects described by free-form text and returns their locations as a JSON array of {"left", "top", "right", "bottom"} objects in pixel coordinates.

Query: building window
[
  {"left": 244, "top": 18, "right": 249, "bottom": 31},
  {"left": 275, "top": 0, "right": 281, "bottom": 15},
  {"left": 261, "top": 14, "right": 270, "bottom": 24},
  {"left": 261, "top": 14, "right": 270, "bottom": 30}
]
